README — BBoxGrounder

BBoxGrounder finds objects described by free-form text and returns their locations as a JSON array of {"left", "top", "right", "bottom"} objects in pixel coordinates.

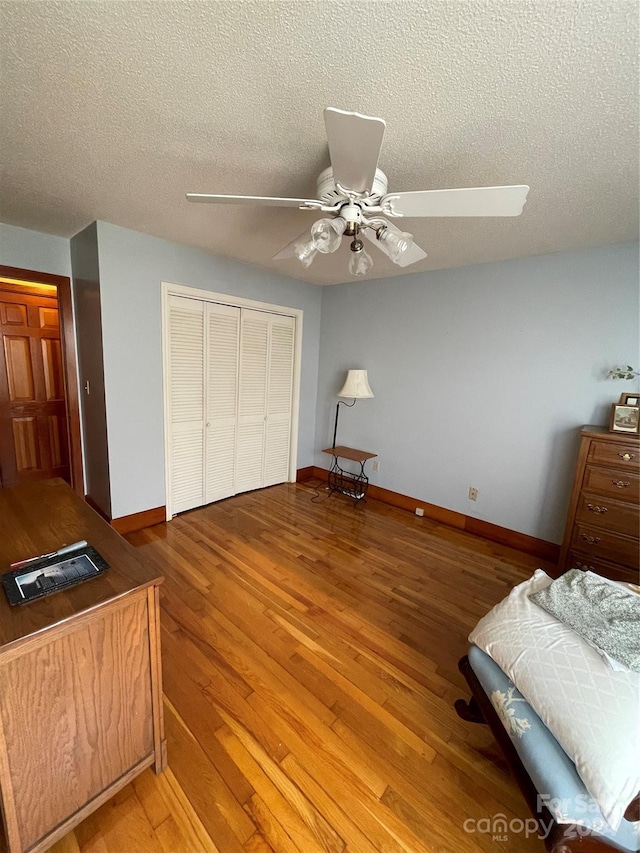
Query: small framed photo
[
  {"left": 609, "top": 403, "right": 640, "bottom": 434},
  {"left": 619, "top": 393, "right": 640, "bottom": 406}
]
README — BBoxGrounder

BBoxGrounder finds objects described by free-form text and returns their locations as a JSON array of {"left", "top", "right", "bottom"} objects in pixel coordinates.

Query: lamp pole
[{"left": 332, "top": 399, "right": 356, "bottom": 448}]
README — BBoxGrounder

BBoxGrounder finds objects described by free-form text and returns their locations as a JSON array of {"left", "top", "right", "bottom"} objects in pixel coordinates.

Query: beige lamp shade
[{"left": 338, "top": 369, "right": 374, "bottom": 399}]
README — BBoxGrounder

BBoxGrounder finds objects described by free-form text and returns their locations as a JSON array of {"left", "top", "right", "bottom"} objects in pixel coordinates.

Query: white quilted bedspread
[{"left": 469, "top": 569, "right": 640, "bottom": 831}]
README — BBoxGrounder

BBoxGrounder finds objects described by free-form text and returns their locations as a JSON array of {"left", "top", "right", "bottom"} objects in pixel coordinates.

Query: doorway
[{"left": 0, "top": 265, "right": 83, "bottom": 493}]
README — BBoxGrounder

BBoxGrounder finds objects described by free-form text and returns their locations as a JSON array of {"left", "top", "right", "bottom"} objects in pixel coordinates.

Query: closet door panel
[
  {"left": 205, "top": 304, "right": 240, "bottom": 503},
  {"left": 168, "top": 296, "right": 205, "bottom": 514},
  {"left": 206, "top": 424, "right": 236, "bottom": 500},
  {"left": 264, "top": 420, "right": 291, "bottom": 485},
  {"left": 235, "top": 422, "right": 265, "bottom": 492},
  {"left": 236, "top": 311, "right": 268, "bottom": 493},
  {"left": 171, "top": 423, "right": 204, "bottom": 513},
  {"left": 264, "top": 316, "right": 295, "bottom": 487}
]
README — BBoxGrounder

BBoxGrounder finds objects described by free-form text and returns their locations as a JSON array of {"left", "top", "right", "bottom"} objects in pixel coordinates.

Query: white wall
[
  {"left": 0, "top": 222, "right": 72, "bottom": 277},
  {"left": 316, "top": 242, "right": 639, "bottom": 544},
  {"left": 94, "top": 221, "right": 322, "bottom": 519}
]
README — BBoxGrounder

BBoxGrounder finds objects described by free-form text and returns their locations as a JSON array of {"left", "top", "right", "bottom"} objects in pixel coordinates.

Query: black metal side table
[{"left": 321, "top": 445, "right": 377, "bottom": 503}]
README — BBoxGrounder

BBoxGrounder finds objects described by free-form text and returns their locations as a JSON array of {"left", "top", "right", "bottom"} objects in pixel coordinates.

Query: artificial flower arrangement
[{"left": 608, "top": 365, "right": 639, "bottom": 380}]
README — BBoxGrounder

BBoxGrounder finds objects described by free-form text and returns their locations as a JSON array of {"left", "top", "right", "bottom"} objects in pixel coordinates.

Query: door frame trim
[
  {"left": 161, "top": 281, "right": 303, "bottom": 520},
  {"left": 0, "top": 265, "right": 84, "bottom": 495}
]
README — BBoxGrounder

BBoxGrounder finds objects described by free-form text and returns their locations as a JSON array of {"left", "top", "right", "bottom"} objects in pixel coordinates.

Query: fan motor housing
[{"left": 316, "top": 166, "right": 388, "bottom": 205}]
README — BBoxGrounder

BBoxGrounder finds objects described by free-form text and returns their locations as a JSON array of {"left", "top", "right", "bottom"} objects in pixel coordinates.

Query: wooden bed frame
[{"left": 456, "top": 654, "right": 638, "bottom": 853}]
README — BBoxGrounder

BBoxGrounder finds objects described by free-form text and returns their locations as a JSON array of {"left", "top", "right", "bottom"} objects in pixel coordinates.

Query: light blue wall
[
  {"left": 0, "top": 222, "right": 72, "bottom": 277},
  {"left": 316, "top": 242, "right": 639, "bottom": 544},
  {"left": 94, "top": 221, "right": 322, "bottom": 518},
  {"left": 3, "top": 218, "right": 637, "bottom": 543}
]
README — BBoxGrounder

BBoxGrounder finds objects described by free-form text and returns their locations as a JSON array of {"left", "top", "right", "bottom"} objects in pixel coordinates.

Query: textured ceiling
[{"left": 0, "top": 1, "right": 638, "bottom": 285}]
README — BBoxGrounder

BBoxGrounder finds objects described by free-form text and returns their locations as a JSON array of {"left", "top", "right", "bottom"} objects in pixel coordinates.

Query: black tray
[{"left": 2, "top": 546, "right": 109, "bottom": 606}]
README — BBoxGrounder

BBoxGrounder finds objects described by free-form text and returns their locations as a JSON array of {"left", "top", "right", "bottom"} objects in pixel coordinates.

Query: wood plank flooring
[{"left": 50, "top": 481, "right": 552, "bottom": 852}]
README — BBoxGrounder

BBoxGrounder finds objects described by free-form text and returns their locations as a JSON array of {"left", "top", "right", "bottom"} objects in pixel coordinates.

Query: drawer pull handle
[
  {"left": 580, "top": 534, "right": 601, "bottom": 545},
  {"left": 575, "top": 561, "right": 596, "bottom": 571},
  {"left": 618, "top": 452, "right": 635, "bottom": 461},
  {"left": 586, "top": 504, "right": 608, "bottom": 513},
  {"left": 612, "top": 480, "right": 630, "bottom": 488}
]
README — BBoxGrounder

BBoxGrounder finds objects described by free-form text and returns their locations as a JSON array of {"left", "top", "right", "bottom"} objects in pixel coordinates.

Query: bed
[{"left": 456, "top": 569, "right": 640, "bottom": 853}]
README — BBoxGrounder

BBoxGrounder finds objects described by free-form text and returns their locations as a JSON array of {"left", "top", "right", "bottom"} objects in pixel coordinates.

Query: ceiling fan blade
[
  {"left": 362, "top": 220, "right": 428, "bottom": 268},
  {"left": 186, "top": 193, "right": 321, "bottom": 207},
  {"left": 272, "top": 227, "right": 314, "bottom": 261},
  {"left": 381, "top": 185, "right": 530, "bottom": 217},
  {"left": 324, "top": 107, "right": 385, "bottom": 194}
]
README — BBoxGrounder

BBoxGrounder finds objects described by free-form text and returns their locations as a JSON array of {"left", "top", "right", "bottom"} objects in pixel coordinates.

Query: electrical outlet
[
  {"left": 372, "top": 460, "right": 380, "bottom": 472},
  {"left": 415, "top": 507, "right": 424, "bottom": 517},
  {"left": 468, "top": 487, "right": 478, "bottom": 501}
]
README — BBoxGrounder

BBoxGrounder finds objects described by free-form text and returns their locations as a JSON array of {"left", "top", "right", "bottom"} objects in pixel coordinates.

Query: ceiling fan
[{"left": 187, "top": 108, "right": 530, "bottom": 277}]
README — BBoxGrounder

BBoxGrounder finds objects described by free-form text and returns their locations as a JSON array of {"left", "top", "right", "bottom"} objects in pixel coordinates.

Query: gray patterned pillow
[{"left": 529, "top": 569, "right": 640, "bottom": 672}]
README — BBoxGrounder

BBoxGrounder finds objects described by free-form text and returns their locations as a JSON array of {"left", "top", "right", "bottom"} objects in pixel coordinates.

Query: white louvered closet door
[
  {"left": 168, "top": 296, "right": 205, "bottom": 514},
  {"left": 205, "top": 303, "right": 240, "bottom": 503},
  {"left": 167, "top": 296, "right": 296, "bottom": 513},
  {"left": 264, "top": 314, "right": 295, "bottom": 487},
  {"left": 236, "top": 310, "right": 269, "bottom": 494}
]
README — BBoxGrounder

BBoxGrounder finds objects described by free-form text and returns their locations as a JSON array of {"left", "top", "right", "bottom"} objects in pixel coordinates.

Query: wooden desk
[
  {"left": 0, "top": 479, "right": 166, "bottom": 853},
  {"left": 322, "top": 445, "right": 377, "bottom": 502}
]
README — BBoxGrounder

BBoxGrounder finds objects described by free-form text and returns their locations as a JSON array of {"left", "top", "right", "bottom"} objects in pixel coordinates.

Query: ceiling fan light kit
[
  {"left": 292, "top": 237, "right": 317, "bottom": 268},
  {"left": 310, "top": 217, "right": 345, "bottom": 253},
  {"left": 348, "top": 247, "right": 374, "bottom": 277},
  {"left": 187, "top": 107, "right": 530, "bottom": 278},
  {"left": 375, "top": 224, "right": 414, "bottom": 263}
]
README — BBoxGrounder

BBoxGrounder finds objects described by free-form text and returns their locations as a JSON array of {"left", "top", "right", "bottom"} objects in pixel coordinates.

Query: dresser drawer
[
  {"left": 582, "top": 465, "right": 640, "bottom": 501},
  {"left": 575, "top": 492, "right": 640, "bottom": 537},
  {"left": 566, "top": 551, "right": 640, "bottom": 584},
  {"left": 588, "top": 439, "right": 640, "bottom": 470},
  {"left": 571, "top": 523, "right": 639, "bottom": 569}
]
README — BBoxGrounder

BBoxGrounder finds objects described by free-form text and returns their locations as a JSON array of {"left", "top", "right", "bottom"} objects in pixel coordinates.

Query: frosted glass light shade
[
  {"left": 293, "top": 236, "right": 318, "bottom": 267},
  {"left": 311, "top": 217, "right": 345, "bottom": 253},
  {"left": 377, "top": 226, "right": 414, "bottom": 263},
  {"left": 338, "top": 369, "right": 374, "bottom": 399},
  {"left": 348, "top": 247, "right": 373, "bottom": 276}
]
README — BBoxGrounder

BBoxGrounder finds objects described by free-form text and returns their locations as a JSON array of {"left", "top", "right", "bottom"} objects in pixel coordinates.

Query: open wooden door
[{"left": 0, "top": 267, "right": 83, "bottom": 493}]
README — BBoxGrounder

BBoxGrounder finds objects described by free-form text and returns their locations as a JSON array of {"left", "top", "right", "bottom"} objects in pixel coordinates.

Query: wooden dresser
[
  {"left": 559, "top": 425, "right": 640, "bottom": 582},
  {"left": 0, "top": 479, "right": 166, "bottom": 853}
]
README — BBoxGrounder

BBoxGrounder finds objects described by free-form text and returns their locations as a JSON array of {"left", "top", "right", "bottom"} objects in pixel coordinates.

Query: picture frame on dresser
[
  {"left": 620, "top": 393, "right": 640, "bottom": 406},
  {"left": 609, "top": 404, "right": 640, "bottom": 434}
]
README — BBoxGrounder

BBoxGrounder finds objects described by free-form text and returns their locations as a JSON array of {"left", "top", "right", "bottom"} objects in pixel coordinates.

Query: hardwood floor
[{"left": 50, "top": 481, "right": 552, "bottom": 852}]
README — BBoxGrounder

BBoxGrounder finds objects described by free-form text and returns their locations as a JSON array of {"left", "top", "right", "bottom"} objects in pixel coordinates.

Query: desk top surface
[
  {"left": 0, "top": 479, "right": 163, "bottom": 652},
  {"left": 322, "top": 445, "right": 377, "bottom": 462}
]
